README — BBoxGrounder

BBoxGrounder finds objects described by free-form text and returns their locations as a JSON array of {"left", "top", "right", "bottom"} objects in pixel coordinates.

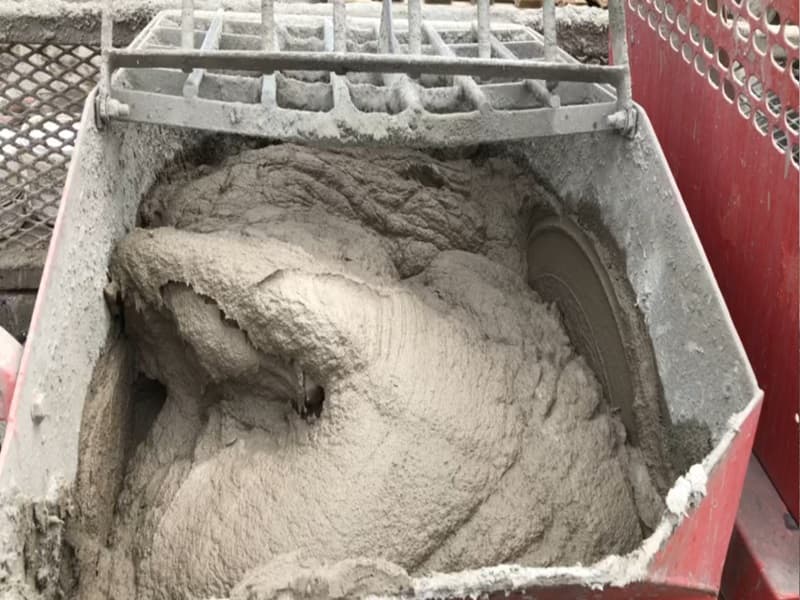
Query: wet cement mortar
[{"left": 69, "top": 143, "right": 667, "bottom": 600}]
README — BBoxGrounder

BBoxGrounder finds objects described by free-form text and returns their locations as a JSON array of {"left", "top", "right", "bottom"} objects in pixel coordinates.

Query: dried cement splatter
[{"left": 71, "top": 144, "right": 665, "bottom": 600}]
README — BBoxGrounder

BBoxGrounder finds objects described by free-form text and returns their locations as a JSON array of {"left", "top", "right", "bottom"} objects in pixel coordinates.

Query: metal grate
[
  {"left": 0, "top": 43, "right": 101, "bottom": 250},
  {"left": 99, "top": 0, "right": 635, "bottom": 144}
]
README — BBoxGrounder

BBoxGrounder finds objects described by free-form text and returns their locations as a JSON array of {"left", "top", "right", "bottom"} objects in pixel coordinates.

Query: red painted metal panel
[
  {"left": 446, "top": 400, "right": 763, "bottom": 599},
  {"left": 720, "top": 456, "right": 800, "bottom": 600},
  {"left": 0, "top": 327, "right": 22, "bottom": 421},
  {"left": 626, "top": 0, "right": 800, "bottom": 520},
  {"left": 650, "top": 398, "right": 763, "bottom": 591},
  {"left": 493, "top": 582, "right": 716, "bottom": 599}
]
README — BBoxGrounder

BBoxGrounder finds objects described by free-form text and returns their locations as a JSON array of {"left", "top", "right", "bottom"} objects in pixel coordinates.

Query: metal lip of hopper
[{"left": 94, "top": 0, "right": 638, "bottom": 142}]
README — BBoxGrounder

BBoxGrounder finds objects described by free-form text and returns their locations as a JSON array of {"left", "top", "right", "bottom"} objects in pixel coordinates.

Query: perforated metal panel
[
  {"left": 626, "top": 0, "right": 799, "bottom": 519},
  {"left": 627, "top": 0, "right": 798, "bottom": 167},
  {"left": 0, "top": 43, "right": 101, "bottom": 250}
]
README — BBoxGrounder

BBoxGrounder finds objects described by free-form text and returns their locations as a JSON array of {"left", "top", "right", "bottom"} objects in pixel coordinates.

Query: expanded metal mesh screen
[{"left": 0, "top": 43, "right": 100, "bottom": 250}]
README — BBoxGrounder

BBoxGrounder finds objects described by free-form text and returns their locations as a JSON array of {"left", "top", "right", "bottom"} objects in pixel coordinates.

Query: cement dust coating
[{"left": 69, "top": 144, "right": 667, "bottom": 600}]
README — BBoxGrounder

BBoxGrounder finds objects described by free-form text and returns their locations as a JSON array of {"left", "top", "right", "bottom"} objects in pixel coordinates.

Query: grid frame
[{"left": 102, "top": 8, "right": 627, "bottom": 145}]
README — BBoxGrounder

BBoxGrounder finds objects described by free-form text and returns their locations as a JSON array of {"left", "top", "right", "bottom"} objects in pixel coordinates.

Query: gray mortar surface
[
  {"left": 66, "top": 143, "right": 665, "bottom": 599},
  {"left": 0, "top": 117, "right": 760, "bottom": 599}
]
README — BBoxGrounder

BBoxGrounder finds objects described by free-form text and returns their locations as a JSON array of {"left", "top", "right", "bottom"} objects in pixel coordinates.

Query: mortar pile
[{"left": 71, "top": 144, "right": 665, "bottom": 599}]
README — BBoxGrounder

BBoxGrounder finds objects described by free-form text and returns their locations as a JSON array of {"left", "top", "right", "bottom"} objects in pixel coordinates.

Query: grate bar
[
  {"left": 378, "top": 0, "right": 395, "bottom": 54},
  {"left": 489, "top": 34, "right": 559, "bottom": 108},
  {"left": 378, "top": 24, "right": 424, "bottom": 113},
  {"left": 476, "top": 0, "right": 490, "bottom": 59},
  {"left": 608, "top": 0, "right": 631, "bottom": 111},
  {"left": 101, "top": 0, "right": 112, "bottom": 92},
  {"left": 543, "top": 0, "right": 557, "bottom": 90},
  {"left": 325, "top": 17, "right": 344, "bottom": 114},
  {"left": 422, "top": 22, "right": 490, "bottom": 112},
  {"left": 408, "top": 0, "right": 422, "bottom": 55},
  {"left": 260, "top": 8, "right": 281, "bottom": 106},
  {"left": 182, "top": 0, "right": 195, "bottom": 49},
  {"left": 333, "top": 0, "right": 346, "bottom": 53},
  {"left": 543, "top": 0, "right": 557, "bottom": 61},
  {"left": 261, "top": 0, "right": 275, "bottom": 51},
  {"left": 108, "top": 48, "right": 627, "bottom": 84},
  {"left": 112, "top": 84, "right": 619, "bottom": 143},
  {"left": 95, "top": 4, "right": 635, "bottom": 144},
  {"left": 183, "top": 9, "right": 224, "bottom": 98}
]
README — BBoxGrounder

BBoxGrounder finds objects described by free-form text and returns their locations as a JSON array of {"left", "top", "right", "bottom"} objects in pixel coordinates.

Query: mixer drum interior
[{"left": 528, "top": 213, "right": 671, "bottom": 488}]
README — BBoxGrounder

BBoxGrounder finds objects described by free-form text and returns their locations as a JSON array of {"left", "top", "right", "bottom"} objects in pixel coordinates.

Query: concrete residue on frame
[{"left": 71, "top": 144, "right": 667, "bottom": 599}]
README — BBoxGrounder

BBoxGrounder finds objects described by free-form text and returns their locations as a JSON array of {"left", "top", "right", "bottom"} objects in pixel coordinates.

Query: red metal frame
[
  {"left": 720, "top": 456, "right": 800, "bottom": 599},
  {"left": 625, "top": 0, "right": 799, "bottom": 520},
  {"left": 647, "top": 397, "right": 764, "bottom": 596},
  {"left": 0, "top": 327, "right": 21, "bottom": 420},
  {"left": 464, "top": 398, "right": 763, "bottom": 599}
]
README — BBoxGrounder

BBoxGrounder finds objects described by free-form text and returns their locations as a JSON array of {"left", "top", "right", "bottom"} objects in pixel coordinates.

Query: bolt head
[{"left": 30, "top": 394, "right": 45, "bottom": 424}]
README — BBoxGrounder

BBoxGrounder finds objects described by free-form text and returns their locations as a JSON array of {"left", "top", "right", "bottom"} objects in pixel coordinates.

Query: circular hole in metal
[
  {"left": 772, "top": 128, "right": 788, "bottom": 153},
  {"left": 720, "top": 4, "right": 735, "bottom": 27},
  {"left": 677, "top": 12, "right": 689, "bottom": 32},
  {"left": 791, "top": 58, "right": 799, "bottom": 85},
  {"left": 695, "top": 54, "right": 708, "bottom": 75},
  {"left": 659, "top": 21, "right": 670, "bottom": 40},
  {"left": 717, "top": 47, "right": 730, "bottom": 68},
  {"left": 731, "top": 60, "right": 746, "bottom": 84},
  {"left": 723, "top": 78, "right": 736, "bottom": 101},
  {"left": 706, "top": 0, "right": 718, "bottom": 15},
  {"left": 648, "top": 10, "right": 659, "bottom": 29},
  {"left": 748, "top": 74, "right": 764, "bottom": 99},
  {"left": 747, "top": 0, "right": 763, "bottom": 20},
  {"left": 753, "top": 28, "right": 768, "bottom": 54},
  {"left": 765, "top": 90, "right": 781, "bottom": 115},
  {"left": 682, "top": 42, "right": 694, "bottom": 62},
  {"left": 709, "top": 67, "right": 721, "bottom": 88},
  {"left": 785, "top": 108, "right": 799, "bottom": 134},
  {"left": 765, "top": 7, "right": 781, "bottom": 32},
  {"left": 771, "top": 44, "right": 787, "bottom": 70},
  {"left": 670, "top": 30, "right": 681, "bottom": 50},
  {"left": 735, "top": 16, "right": 751, "bottom": 41},
  {"left": 785, "top": 20, "right": 799, "bottom": 49},
  {"left": 754, "top": 109, "right": 769, "bottom": 134},
  {"left": 654, "top": 0, "right": 665, "bottom": 13},
  {"left": 792, "top": 144, "right": 799, "bottom": 167},
  {"left": 690, "top": 23, "right": 702, "bottom": 44},
  {"left": 738, "top": 94, "right": 753, "bottom": 118},
  {"left": 665, "top": 3, "right": 677, "bottom": 22},
  {"left": 703, "top": 35, "right": 715, "bottom": 55}
]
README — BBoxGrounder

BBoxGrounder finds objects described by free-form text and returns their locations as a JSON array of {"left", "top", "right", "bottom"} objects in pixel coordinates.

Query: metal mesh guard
[{"left": 0, "top": 43, "right": 100, "bottom": 251}]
